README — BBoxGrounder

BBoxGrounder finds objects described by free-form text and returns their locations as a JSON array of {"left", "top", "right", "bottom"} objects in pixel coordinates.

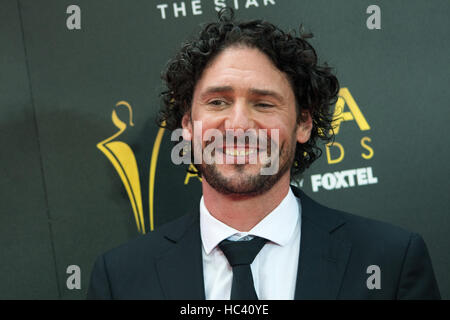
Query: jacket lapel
[
  {"left": 155, "top": 212, "right": 206, "bottom": 300},
  {"left": 292, "top": 187, "right": 352, "bottom": 299}
]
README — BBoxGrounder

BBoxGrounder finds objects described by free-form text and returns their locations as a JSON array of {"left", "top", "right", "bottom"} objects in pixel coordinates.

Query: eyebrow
[
  {"left": 249, "top": 88, "right": 284, "bottom": 103},
  {"left": 200, "top": 86, "right": 284, "bottom": 103},
  {"left": 201, "top": 86, "right": 234, "bottom": 97}
]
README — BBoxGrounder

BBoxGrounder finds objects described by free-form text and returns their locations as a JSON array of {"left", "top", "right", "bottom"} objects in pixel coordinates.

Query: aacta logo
[{"left": 97, "top": 101, "right": 165, "bottom": 234}]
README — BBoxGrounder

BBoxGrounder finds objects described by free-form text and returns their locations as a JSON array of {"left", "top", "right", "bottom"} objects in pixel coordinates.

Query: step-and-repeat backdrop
[{"left": 1, "top": 0, "right": 449, "bottom": 299}]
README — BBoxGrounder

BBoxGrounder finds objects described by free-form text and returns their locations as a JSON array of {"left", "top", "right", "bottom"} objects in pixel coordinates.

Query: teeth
[{"left": 224, "top": 149, "right": 256, "bottom": 156}]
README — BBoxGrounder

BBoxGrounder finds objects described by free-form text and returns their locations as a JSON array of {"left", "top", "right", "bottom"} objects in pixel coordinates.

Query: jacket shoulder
[
  {"left": 87, "top": 213, "right": 197, "bottom": 299},
  {"left": 332, "top": 208, "right": 414, "bottom": 242},
  {"left": 102, "top": 212, "right": 196, "bottom": 262},
  {"left": 296, "top": 187, "right": 415, "bottom": 245}
]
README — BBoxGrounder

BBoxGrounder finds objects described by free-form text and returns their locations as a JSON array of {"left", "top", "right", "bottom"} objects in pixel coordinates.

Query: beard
[{"left": 195, "top": 131, "right": 297, "bottom": 197}]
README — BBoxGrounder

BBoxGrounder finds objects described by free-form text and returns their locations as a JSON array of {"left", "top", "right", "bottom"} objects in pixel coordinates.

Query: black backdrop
[{"left": 1, "top": 0, "right": 449, "bottom": 299}]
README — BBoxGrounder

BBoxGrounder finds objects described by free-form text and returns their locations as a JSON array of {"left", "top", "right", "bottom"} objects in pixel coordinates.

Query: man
[{"left": 87, "top": 9, "right": 440, "bottom": 299}]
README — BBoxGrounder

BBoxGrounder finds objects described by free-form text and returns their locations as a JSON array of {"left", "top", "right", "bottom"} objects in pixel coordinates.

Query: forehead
[{"left": 194, "top": 46, "right": 294, "bottom": 96}]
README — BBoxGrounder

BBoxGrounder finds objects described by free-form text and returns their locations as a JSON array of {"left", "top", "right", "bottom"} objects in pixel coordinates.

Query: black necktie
[{"left": 218, "top": 236, "right": 268, "bottom": 300}]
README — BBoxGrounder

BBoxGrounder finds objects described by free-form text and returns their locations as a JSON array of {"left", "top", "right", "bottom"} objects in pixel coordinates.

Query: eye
[
  {"left": 255, "top": 102, "right": 274, "bottom": 108},
  {"left": 208, "top": 99, "right": 229, "bottom": 106}
]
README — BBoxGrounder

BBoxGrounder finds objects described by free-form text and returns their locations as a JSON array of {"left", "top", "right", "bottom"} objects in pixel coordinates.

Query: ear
[
  {"left": 181, "top": 112, "right": 193, "bottom": 141},
  {"left": 296, "top": 110, "right": 313, "bottom": 144}
]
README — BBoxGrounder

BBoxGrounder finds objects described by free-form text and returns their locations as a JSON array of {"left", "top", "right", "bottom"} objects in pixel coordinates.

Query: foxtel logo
[{"left": 311, "top": 167, "right": 378, "bottom": 192}]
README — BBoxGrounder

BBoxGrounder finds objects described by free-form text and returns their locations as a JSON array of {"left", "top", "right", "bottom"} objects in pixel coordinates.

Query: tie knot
[{"left": 218, "top": 236, "right": 268, "bottom": 267}]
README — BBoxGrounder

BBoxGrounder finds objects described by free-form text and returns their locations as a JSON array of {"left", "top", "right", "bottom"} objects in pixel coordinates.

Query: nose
[{"left": 224, "top": 99, "right": 254, "bottom": 131}]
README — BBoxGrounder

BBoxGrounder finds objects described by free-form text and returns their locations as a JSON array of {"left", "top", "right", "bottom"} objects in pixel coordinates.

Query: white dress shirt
[{"left": 200, "top": 187, "right": 302, "bottom": 300}]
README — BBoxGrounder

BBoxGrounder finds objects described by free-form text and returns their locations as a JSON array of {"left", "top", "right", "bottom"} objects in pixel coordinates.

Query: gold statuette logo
[{"left": 97, "top": 101, "right": 165, "bottom": 234}]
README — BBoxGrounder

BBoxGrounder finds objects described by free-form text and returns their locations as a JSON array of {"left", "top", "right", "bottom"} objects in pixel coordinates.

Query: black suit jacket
[{"left": 87, "top": 187, "right": 441, "bottom": 299}]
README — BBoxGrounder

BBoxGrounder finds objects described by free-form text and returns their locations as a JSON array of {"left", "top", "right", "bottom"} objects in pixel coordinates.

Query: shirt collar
[{"left": 200, "top": 187, "right": 300, "bottom": 255}]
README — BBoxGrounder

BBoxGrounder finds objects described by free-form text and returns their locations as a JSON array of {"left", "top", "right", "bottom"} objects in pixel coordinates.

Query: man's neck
[{"left": 202, "top": 175, "right": 291, "bottom": 232}]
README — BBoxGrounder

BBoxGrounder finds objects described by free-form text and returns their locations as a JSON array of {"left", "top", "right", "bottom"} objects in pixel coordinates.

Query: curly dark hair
[{"left": 157, "top": 8, "right": 339, "bottom": 179}]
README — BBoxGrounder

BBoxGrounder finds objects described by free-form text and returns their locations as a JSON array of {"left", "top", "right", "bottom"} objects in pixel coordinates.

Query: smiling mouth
[
  {"left": 223, "top": 148, "right": 257, "bottom": 156},
  {"left": 218, "top": 144, "right": 269, "bottom": 159}
]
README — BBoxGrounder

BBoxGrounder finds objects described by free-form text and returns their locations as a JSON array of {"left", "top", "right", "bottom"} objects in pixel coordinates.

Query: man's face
[{"left": 182, "top": 46, "right": 312, "bottom": 196}]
